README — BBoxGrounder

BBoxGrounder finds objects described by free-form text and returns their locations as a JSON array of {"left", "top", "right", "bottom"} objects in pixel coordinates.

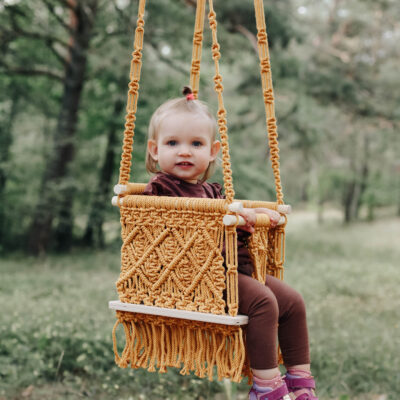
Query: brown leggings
[{"left": 238, "top": 273, "right": 310, "bottom": 369}]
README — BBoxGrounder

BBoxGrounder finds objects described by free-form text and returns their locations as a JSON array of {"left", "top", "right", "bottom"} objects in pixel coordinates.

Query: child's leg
[
  {"left": 264, "top": 275, "right": 310, "bottom": 367},
  {"left": 238, "top": 273, "right": 280, "bottom": 371},
  {"left": 264, "top": 276, "right": 318, "bottom": 399},
  {"left": 238, "top": 274, "right": 291, "bottom": 399},
  {"left": 238, "top": 273, "right": 311, "bottom": 369}
]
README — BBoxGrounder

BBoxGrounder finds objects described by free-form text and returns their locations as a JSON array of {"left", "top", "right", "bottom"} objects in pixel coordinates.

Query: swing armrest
[
  {"left": 112, "top": 193, "right": 291, "bottom": 217},
  {"left": 223, "top": 213, "right": 285, "bottom": 227}
]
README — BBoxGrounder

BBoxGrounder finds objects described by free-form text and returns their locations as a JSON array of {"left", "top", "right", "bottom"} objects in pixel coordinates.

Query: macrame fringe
[{"left": 112, "top": 311, "right": 250, "bottom": 382}]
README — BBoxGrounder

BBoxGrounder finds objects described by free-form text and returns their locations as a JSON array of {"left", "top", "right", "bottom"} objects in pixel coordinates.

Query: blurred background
[{"left": 0, "top": 0, "right": 399, "bottom": 399}]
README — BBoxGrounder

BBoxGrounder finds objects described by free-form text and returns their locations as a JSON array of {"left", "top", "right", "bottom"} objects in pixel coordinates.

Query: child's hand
[
  {"left": 237, "top": 207, "right": 281, "bottom": 233},
  {"left": 254, "top": 208, "right": 281, "bottom": 228},
  {"left": 238, "top": 208, "right": 257, "bottom": 233}
]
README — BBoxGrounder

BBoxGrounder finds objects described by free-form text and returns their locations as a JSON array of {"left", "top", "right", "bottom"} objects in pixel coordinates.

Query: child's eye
[
  {"left": 192, "top": 141, "right": 203, "bottom": 147},
  {"left": 166, "top": 140, "right": 177, "bottom": 146}
]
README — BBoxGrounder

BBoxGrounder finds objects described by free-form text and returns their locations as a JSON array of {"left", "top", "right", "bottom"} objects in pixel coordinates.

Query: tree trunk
[
  {"left": 354, "top": 135, "right": 370, "bottom": 219},
  {"left": 28, "top": 0, "right": 98, "bottom": 255},
  {"left": 82, "top": 99, "right": 123, "bottom": 248},
  {"left": 0, "top": 88, "right": 19, "bottom": 248},
  {"left": 343, "top": 178, "right": 355, "bottom": 224}
]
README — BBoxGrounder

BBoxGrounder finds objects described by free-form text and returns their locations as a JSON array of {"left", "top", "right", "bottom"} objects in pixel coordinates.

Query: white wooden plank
[{"left": 109, "top": 300, "right": 248, "bottom": 326}]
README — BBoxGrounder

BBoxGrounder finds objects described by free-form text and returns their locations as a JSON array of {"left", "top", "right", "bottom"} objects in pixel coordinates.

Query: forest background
[{"left": 0, "top": 0, "right": 399, "bottom": 399}]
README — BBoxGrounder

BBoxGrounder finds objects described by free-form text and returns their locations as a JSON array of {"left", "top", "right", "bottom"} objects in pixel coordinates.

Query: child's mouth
[{"left": 176, "top": 162, "right": 194, "bottom": 168}]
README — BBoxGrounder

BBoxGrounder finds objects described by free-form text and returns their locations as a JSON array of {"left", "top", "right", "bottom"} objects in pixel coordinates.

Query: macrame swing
[{"left": 110, "top": 0, "right": 291, "bottom": 383}]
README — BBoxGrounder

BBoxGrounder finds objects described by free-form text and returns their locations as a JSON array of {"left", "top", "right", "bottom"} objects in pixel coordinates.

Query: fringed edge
[{"left": 112, "top": 311, "right": 250, "bottom": 383}]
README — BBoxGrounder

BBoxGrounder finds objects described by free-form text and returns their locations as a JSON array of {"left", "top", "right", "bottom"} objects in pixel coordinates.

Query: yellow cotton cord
[
  {"left": 254, "top": 0, "right": 284, "bottom": 204},
  {"left": 112, "top": 312, "right": 250, "bottom": 383},
  {"left": 118, "top": 0, "right": 146, "bottom": 185},
  {"left": 207, "top": 0, "right": 235, "bottom": 204},
  {"left": 190, "top": 0, "right": 206, "bottom": 99}
]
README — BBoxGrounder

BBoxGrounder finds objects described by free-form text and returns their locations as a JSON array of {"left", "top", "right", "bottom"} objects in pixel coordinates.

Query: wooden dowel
[{"left": 223, "top": 214, "right": 285, "bottom": 227}]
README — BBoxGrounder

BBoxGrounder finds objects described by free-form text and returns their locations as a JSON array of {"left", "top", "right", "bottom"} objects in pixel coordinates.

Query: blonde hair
[{"left": 146, "top": 88, "right": 218, "bottom": 182}]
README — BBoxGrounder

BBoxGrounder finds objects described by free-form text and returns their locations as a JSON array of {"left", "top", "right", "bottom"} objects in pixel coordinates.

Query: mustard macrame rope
[
  {"left": 189, "top": 0, "right": 235, "bottom": 204},
  {"left": 118, "top": 0, "right": 146, "bottom": 185},
  {"left": 207, "top": 0, "right": 235, "bottom": 204},
  {"left": 254, "top": 0, "right": 284, "bottom": 204},
  {"left": 112, "top": 312, "right": 248, "bottom": 382},
  {"left": 189, "top": 0, "right": 206, "bottom": 99}
]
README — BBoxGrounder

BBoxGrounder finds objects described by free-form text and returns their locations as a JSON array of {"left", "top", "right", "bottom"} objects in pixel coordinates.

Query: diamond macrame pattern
[{"left": 118, "top": 208, "right": 227, "bottom": 315}]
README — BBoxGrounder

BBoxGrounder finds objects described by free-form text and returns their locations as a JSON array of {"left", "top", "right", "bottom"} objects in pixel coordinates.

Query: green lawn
[{"left": 1, "top": 211, "right": 399, "bottom": 400}]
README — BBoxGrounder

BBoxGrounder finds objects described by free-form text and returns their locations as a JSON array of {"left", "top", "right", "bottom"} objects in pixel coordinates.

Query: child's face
[{"left": 148, "top": 112, "right": 220, "bottom": 183}]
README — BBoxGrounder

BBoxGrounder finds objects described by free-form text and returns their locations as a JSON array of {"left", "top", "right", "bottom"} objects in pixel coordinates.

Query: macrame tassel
[{"left": 112, "top": 311, "right": 249, "bottom": 382}]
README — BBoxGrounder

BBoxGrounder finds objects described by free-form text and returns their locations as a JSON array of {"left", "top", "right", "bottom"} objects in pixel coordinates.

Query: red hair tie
[{"left": 186, "top": 93, "right": 195, "bottom": 100}]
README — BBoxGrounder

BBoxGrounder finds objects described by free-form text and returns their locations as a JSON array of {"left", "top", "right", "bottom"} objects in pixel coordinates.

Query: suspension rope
[
  {"left": 118, "top": 0, "right": 146, "bottom": 185},
  {"left": 189, "top": 0, "right": 206, "bottom": 99},
  {"left": 207, "top": 0, "right": 235, "bottom": 203},
  {"left": 254, "top": 0, "right": 284, "bottom": 204}
]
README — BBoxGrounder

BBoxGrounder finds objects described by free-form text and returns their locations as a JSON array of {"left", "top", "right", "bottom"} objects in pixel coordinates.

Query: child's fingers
[
  {"left": 239, "top": 209, "right": 257, "bottom": 226},
  {"left": 239, "top": 223, "right": 255, "bottom": 233}
]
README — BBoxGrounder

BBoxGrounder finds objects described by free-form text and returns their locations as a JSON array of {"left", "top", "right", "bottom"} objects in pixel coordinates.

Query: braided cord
[
  {"left": 208, "top": 0, "right": 235, "bottom": 204},
  {"left": 118, "top": 0, "right": 146, "bottom": 185},
  {"left": 190, "top": 0, "right": 206, "bottom": 99},
  {"left": 254, "top": 0, "right": 284, "bottom": 204}
]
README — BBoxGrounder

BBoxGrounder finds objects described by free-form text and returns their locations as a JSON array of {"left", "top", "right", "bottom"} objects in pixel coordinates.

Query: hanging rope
[
  {"left": 189, "top": 0, "right": 206, "bottom": 99},
  {"left": 254, "top": 0, "right": 284, "bottom": 204},
  {"left": 118, "top": 0, "right": 146, "bottom": 185},
  {"left": 207, "top": 0, "right": 235, "bottom": 204}
]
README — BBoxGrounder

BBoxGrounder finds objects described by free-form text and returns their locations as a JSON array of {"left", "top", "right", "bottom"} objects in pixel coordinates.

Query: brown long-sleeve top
[{"left": 142, "top": 172, "right": 253, "bottom": 276}]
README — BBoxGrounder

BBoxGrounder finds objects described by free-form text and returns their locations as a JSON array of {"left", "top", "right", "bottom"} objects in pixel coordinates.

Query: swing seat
[
  {"left": 111, "top": 189, "right": 287, "bottom": 382},
  {"left": 111, "top": 0, "right": 288, "bottom": 384}
]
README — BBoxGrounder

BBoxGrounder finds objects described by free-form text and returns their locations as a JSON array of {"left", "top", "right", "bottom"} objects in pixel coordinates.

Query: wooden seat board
[{"left": 109, "top": 300, "right": 249, "bottom": 325}]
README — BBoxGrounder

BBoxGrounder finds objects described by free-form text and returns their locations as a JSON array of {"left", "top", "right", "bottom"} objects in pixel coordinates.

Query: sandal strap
[
  {"left": 254, "top": 384, "right": 290, "bottom": 400},
  {"left": 294, "top": 394, "right": 318, "bottom": 400},
  {"left": 284, "top": 376, "right": 316, "bottom": 390}
]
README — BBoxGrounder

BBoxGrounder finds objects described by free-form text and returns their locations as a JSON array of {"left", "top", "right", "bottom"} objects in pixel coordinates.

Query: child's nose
[{"left": 178, "top": 145, "right": 192, "bottom": 156}]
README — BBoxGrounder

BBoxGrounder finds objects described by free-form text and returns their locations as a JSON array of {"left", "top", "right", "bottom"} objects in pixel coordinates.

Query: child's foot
[
  {"left": 284, "top": 371, "right": 318, "bottom": 400},
  {"left": 249, "top": 375, "right": 291, "bottom": 400}
]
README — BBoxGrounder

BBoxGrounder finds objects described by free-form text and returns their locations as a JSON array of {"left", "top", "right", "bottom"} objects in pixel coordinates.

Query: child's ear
[
  {"left": 147, "top": 140, "right": 158, "bottom": 161},
  {"left": 210, "top": 140, "right": 221, "bottom": 161}
]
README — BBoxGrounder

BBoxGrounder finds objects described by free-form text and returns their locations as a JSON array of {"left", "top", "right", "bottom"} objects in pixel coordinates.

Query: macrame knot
[
  {"left": 211, "top": 42, "right": 220, "bottom": 52},
  {"left": 208, "top": 10, "right": 217, "bottom": 26},
  {"left": 129, "top": 80, "right": 139, "bottom": 92},
  {"left": 217, "top": 108, "right": 226, "bottom": 117},
  {"left": 125, "top": 113, "right": 136, "bottom": 122},
  {"left": 191, "top": 59, "right": 201, "bottom": 74},
  {"left": 260, "top": 58, "right": 271, "bottom": 73},
  {"left": 267, "top": 117, "right": 277, "bottom": 133},
  {"left": 257, "top": 30, "right": 267, "bottom": 44},
  {"left": 193, "top": 31, "right": 203, "bottom": 45},
  {"left": 132, "top": 49, "right": 142, "bottom": 61},
  {"left": 263, "top": 88, "right": 274, "bottom": 104}
]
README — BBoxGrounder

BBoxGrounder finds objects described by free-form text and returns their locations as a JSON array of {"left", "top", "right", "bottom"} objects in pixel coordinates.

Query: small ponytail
[{"left": 182, "top": 86, "right": 195, "bottom": 100}]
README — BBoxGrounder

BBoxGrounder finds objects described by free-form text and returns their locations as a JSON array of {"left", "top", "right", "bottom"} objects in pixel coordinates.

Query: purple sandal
[
  {"left": 248, "top": 382, "right": 291, "bottom": 400},
  {"left": 284, "top": 375, "right": 318, "bottom": 400}
]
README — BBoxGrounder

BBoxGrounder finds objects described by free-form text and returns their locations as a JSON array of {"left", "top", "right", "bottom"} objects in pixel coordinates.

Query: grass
[{"left": 0, "top": 211, "right": 399, "bottom": 400}]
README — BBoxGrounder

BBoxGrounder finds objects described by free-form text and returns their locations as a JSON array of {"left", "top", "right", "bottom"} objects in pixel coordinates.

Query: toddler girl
[{"left": 143, "top": 87, "right": 318, "bottom": 400}]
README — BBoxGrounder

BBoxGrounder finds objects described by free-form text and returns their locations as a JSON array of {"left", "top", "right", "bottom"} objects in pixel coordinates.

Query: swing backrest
[{"left": 115, "top": 0, "right": 286, "bottom": 307}]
